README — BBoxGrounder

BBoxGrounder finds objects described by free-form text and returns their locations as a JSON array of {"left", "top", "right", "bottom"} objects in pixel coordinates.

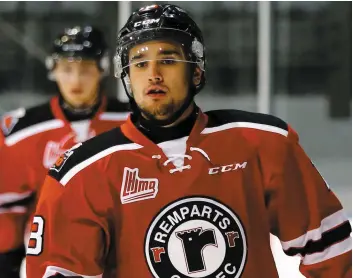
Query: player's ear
[{"left": 192, "top": 67, "right": 202, "bottom": 86}]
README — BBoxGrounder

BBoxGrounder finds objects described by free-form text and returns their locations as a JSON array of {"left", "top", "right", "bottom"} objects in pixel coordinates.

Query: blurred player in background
[
  {"left": 27, "top": 4, "right": 351, "bottom": 278},
  {"left": 0, "top": 25, "right": 129, "bottom": 277}
]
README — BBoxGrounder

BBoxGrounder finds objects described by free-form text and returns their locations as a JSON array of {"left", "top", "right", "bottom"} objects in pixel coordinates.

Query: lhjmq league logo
[{"left": 145, "top": 197, "right": 247, "bottom": 278}]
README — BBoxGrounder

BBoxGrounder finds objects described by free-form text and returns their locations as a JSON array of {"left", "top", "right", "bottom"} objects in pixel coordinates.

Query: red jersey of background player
[
  {"left": 0, "top": 95, "right": 129, "bottom": 253},
  {"left": 0, "top": 25, "right": 130, "bottom": 278}
]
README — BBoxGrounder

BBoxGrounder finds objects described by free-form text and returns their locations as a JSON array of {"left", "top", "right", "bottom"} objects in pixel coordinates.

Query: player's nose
[
  {"left": 148, "top": 62, "right": 163, "bottom": 83},
  {"left": 68, "top": 71, "right": 81, "bottom": 86}
]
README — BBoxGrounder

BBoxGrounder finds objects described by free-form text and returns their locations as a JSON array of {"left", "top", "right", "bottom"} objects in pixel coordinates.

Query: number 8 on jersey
[{"left": 27, "top": 216, "right": 45, "bottom": 255}]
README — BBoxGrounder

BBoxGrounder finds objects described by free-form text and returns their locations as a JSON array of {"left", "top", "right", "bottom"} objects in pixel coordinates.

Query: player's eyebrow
[
  {"left": 130, "top": 48, "right": 182, "bottom": 62},
  {"left": 158, "top": 49, "right": 182, "bottom": 57},
  {"left": 130, "top": 53, "right": 145, "bottom": 62}
]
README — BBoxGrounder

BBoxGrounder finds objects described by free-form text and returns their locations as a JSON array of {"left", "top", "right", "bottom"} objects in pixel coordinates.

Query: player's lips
[
  {"left": 71, "top": 88, "right": 83, "bottom": 94},
  {"left": 145, "top": 85, "right": 168, "bottom": 96}
]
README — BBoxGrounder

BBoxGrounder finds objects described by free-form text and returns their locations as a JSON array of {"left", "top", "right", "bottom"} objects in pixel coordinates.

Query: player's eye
[
  {"left": 135, "top": 61, "right": 147, "bottom": 68},
  {"left": 160, "top": 59, "right": 176, "bottom": 65}
]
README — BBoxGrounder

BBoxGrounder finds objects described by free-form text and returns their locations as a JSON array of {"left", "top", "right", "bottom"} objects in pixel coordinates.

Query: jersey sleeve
[
  {"left": 266, "top": 125, "right": 352, "bottom": 277},
  {"left": 26, "top": 166, "right": 113, "bottom": 277},
  {"left": 0, "top": 144, "right": 36, "bottom": 253}
]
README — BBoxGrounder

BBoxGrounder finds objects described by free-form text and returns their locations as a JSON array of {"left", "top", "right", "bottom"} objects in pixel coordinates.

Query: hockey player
[
  {"left": 0, "top": 26, "right": 129, "bottom": 277},
  {"left": 26, "top": 5, "right": 351, "bottom": 278}
]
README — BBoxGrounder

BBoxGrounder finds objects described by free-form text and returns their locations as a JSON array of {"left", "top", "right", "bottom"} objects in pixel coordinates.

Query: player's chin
[
  {"left": 71, "top": 97, "right": 93, "bottom": 108},
  {"left": 146, "top": 110, "right": 170, "bottom": 120},
  {"left": 142, "top": 106, "right": 174, "bottom": 121},
  {"left": 152, "top": 113, "right": 173, "bottom": 121}
]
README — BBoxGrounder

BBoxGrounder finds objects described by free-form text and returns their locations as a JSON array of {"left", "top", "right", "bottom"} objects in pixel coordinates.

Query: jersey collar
[{"left": 121, "top": 108, "right": 208, "bottom": 158}]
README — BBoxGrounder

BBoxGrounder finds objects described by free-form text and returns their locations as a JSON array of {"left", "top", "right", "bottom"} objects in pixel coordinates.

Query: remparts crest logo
[{"left": 145, "top": 197, "right": 247, "bottom": 278}]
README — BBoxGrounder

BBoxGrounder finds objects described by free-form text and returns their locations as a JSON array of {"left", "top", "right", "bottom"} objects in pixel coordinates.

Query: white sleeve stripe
[
  {"left": 5, "top": 119, "right": 65, "bottom": 146},
  {"left": 60, "top": 143, "right": 143, "bottom": 186},
  {"left": 0, "top": 191, "right": 33, "bottom": 206},
  {"left": 281, "top": 209, "right": 349, "bottom": 250},
  {"left": 0, "top": 206, "right": 27, "bottom": 214},
  {"left": 201, "top": 122, "right": 288, "bottom": 137},
  {"left": 302, "top": 236, "right": 352, "bottom": 265},
  {"left": 98, "top": 112, "right": 130, "bottom": 121},
  {"left": 43, "top": 265, "right": 102, "bottom": 277}
]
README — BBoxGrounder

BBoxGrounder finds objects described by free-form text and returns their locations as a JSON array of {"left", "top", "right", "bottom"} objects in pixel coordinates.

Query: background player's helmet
[
  {"left": 114, "top": 4, "right": 206, "bottom": 96},
  {"left": 46, "top": 25, "right": 110, "bottom": 80}
]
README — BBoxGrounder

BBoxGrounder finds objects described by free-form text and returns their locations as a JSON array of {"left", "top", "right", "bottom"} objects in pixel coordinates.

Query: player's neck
[
  {"left": 134, "top": 104, "right": 199, "bottom": 143},
  {"left": 163, "top": 103, "right": 195, "bottom": 128},
  {"left": 59, "top": 94, "right": 102, "bottom": 122}
]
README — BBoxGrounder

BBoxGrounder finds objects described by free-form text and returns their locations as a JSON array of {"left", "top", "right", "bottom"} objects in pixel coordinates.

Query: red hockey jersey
[
  {"left": 0, "top": 96, "right": 129, "bottom": 253},
  {"left": 26, "top": 109, "right": 352, "bottom": 278}
]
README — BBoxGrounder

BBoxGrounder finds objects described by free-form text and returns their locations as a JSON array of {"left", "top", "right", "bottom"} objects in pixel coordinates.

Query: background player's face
[
  {"left": 128, "top": 40, "right": 200, "bottom": 121},
  {"left": 54, "top": 59, "right": 101, "bottom": 108}
]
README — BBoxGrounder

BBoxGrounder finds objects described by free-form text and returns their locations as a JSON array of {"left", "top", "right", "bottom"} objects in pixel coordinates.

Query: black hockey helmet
[
  {"left": 46, "top": 25, "right": 110, "bottom": 79},
  {"left": 114, "top": 4, "right": 206, "bottom": 96}
]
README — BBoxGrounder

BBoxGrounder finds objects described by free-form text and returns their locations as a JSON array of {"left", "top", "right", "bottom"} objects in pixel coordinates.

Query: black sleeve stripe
[
  {"left": 205, "top": 109, "right": 288, "bottom": 131},
  {"left": 284, "top": 221, "right": 352, "bottom": 257},
  {"left": 49, "top": 128, "right": 133, "bottom": 182},
  {"left": 3, "top": 102, "right": 54, "bottom": 137},
  {"left": 5, "top": 119, "right": 64, "bottom": 147}
]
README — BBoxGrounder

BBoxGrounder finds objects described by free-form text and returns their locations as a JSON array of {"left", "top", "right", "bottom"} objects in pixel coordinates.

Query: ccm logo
[
  {"left": 209, "top": 162, "right": 247, "bottom": 175},
  {"left": 134, "top": 18, "right": 160, "bottom": 27}
]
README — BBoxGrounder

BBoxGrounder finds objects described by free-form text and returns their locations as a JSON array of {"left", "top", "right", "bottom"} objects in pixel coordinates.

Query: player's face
[
  {"left": 128, "top": 40, "right": 199, "bottom": 122},
  {"left": 54, "top": 59, "right": 101, "bottom": 108}
]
